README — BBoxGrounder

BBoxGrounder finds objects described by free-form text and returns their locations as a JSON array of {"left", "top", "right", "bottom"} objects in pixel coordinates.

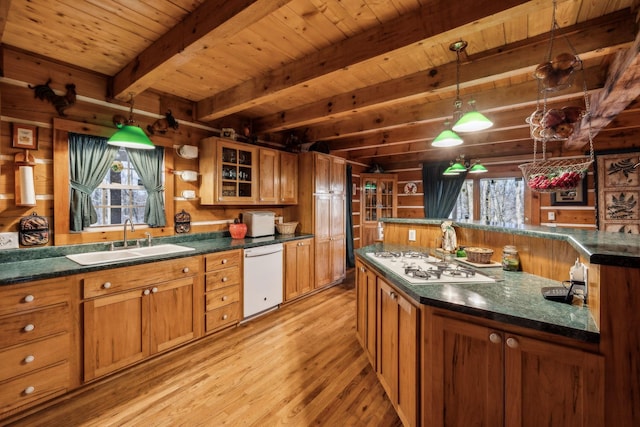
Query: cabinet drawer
[
  {"left": 0, "top": 279, "right": 70, "bottom": 317},
  {"left": 0, "top": 304, "right": 70, "bottom": 349},
  {"left": 206, "top": 302, "right": 240, "bottom": 332},
  {"left": 205, "top": 250, "right": 241, "bottom": 272},
  {"left": 205, "top": 267, "right": 241, "bottom": 291},
  {"left": 83, "top": 257, "right": 199, "bottom": 298},
  {"left": 0, "top": 333, "right": 69, "bottom": 382},
  {"left": 206, "top": 286, "right": 240, "bottom": 311},
  {"left": 0, "top": 361, "right": 69, "bottom": 415}
]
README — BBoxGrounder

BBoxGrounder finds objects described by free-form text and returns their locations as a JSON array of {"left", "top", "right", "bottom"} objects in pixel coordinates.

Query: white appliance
[
  {"left": 243, "top": 243, "right": 283, "bottom": 318},
  {"left": 243, "top": 211, "right": 275, "bottom": 237}
]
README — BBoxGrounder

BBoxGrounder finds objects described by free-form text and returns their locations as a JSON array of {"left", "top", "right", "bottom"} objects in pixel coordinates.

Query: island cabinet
[
  {"left": 355, "top": 260, "right": 377, "bottom": 366},
  {"left": 293, "top": 152, "right": 346, "bottom": 289},
  {"left": 204, "top": 250, "right": 242, "bottom": 332},
  {"left": 200, "top": 137, "right": 298, "bottom": 205},
  {"left": 283, "top": 238, "right": 314, "bottom": 302},
  {"left": 377, "top": 278, "right": 419, "bottom": 427},
  {"left": 427, "top": 311, "right": 604, "bottom": 427},
  {"left": 0, "top": 276, "right": 80, "bottom": 418},
  {"left": 82, "top": 256, "right": 200, "bottom": 381}
]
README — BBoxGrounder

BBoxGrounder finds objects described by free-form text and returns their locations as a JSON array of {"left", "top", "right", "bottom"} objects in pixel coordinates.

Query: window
[
  {"left": 451, "top": 178, "right": 524, "bottom": 226},
  {"left": 91, "top": 148, "right": 148, "bottom": 227}
]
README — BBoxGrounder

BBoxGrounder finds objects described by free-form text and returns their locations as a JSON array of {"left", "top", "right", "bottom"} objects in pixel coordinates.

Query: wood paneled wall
[{"left": 0, "top": 47, "right": 283, "bottom": 246}]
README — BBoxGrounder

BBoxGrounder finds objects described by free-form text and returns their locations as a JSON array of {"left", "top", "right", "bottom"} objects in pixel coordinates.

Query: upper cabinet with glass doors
[{"left": 360, "top": 173, "right": 397, "bottom": 246}]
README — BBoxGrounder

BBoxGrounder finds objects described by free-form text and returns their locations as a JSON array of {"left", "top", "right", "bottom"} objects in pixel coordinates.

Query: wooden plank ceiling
[{"left": 1, "top": 0, "right": 639, "bottom": 170}]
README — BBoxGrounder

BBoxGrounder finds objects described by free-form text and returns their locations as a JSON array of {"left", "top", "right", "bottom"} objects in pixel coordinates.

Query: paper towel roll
[
  {"left": 178, "top": 145, "right": 198, "bottom": 159},
  {"left": 19, "top": 166, "right": 36, "bottom": 205}
]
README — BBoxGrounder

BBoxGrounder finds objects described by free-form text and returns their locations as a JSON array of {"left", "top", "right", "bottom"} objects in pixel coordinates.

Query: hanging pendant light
[
  {"left": 442, "top": 154, "right": 488, "bottom": 175},
  {"left": 448, "top": 40, "right": 493, "bottom": 133},
  {"left": 468, "top": 162, "right": 488, "bottom": 174},
  {"left": 108, "top": 94, "right": 155, "bottom": 150},
  {"left": 432, "top": 121, "right": 463, "bottom": 147}
]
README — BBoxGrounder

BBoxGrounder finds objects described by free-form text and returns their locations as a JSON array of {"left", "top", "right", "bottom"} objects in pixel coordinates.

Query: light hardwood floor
[{"left": 5, "top": 271, "right": 401, "bottom": 427}]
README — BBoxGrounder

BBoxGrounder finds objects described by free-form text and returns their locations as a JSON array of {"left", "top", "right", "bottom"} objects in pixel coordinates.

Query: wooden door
[
  {"left": 279, "top": 151, "right": 298, "bottom": 204},
  {"left": 396, "top": 293, "right": 419, "bottom": 427},
  {"left": 430, "top": 314, "right": 504, "bottom": 427},
  {"left": 330, "top": 236, "right": 345, "bottom": 283},
  {"left": 258, "top": 147, "right": 279, "bottom": 203},
  {"left": 84, "top": 288, "right": 149, "bottom": 381},
  {"left": 148, "top": 277, "right": 195, "bottom": 354},
  {"left": 284, "top": 239, "right": 313, "bottom": 301},
  {"left": 314, "top": 239, "right": 332, "bottom": 288},
  {"left": 356, "top": 261, "right": 377, "bottom": 367},
  {"left": 314, "top": 153, "right": 331, "bottom": 194},
  {"left": 504, "top": 334, "right": 604, "bottom": 427},
  {"left": 377, "top": 279, "right": 399, "bottom": 401},
  {"left": 216, "top": 141, "right": 257, "bottom": 204},
  {"left": 330, "top": 156, "right": 345, "bottom": 194}
]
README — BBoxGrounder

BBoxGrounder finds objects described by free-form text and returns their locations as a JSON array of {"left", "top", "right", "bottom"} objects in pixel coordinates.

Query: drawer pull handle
[
  {"left": 222, "top": 314, "right": 228, "bottom": 320},
  {"left": 103, "top": 282, "right": 112, "bottom": 289},
  {"left": 143, "top": 289, "right": 151, "bottom": 296},
  {"left": 506, "top": 337, "right": 519, "bottom": 349},
  {"left": 151, "top": 287, "right": 158, "bottom": 294},
  {"left": 24, "top": 386, "right": 35, "bottom": 395},
  {"left": 222, "top": 277, "right": 228, "bottom": 282},
  {"left": 489, "top": 332, "right": 502, "bottom": 344},
  {"left": 23, "top": 324, "right": 35, "bottom": 332},
  {"left": 24, "top": 355, "right": 35, "bottom": 364},
  {"left": 24, "top": 294, "right": 35, "bottom": 303},
  {"left": 222, "top": 295, "right": 228, "bottom": 301},
  {"left": 182, "top": 267, "right": 190, "bottom": 273},
  {"left": 222, "top": 259, "right": 228, "bottom": 264}
]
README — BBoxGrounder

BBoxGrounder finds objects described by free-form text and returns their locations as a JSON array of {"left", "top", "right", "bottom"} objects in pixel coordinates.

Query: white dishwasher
[{"left": 243, "top": 243, "right": 283, "bottom": 318}]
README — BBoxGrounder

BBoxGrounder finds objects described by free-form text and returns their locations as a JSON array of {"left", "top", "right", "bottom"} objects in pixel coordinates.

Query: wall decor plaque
[{"left": 595, "top": 150, "right": 640, "bottom": 234}]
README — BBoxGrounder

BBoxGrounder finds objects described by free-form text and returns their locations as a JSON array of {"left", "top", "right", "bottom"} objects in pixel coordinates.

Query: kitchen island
[{"left": 357, "top": 219, "right": 639, "bottom": 427}]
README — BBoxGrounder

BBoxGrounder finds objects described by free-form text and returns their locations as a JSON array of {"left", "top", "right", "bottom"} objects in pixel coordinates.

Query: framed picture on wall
[
  {"left": 550, "top": 174, "right": 588, "bottom": 206},
  {"left": 12, "top": 124, "right": 38, "bottom": 150}
]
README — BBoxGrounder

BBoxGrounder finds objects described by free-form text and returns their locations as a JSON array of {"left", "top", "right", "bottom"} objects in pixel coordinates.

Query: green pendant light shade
[
  {"left": 452, "top": 107, "right": 493, "bottom": 133},
  {"left": 432, "top": 129, "right": 463, "bottom": 147},
  {"left": 468, "top": 162, "right": 488, "bottom": 173},
  {"left": 108, "top": 124, "right": 155, "bottom": 150},
  {"left": 443, "top": 155, "right": 488, "bottom": 176},
  {"left": 108, "top": 93, "right": 155, "bottom": 150}
]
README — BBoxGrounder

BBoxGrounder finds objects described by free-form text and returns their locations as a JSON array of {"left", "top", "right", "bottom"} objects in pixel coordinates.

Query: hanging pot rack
[{"left": 519, "top": 0, "right": 594, "bottom": 193}]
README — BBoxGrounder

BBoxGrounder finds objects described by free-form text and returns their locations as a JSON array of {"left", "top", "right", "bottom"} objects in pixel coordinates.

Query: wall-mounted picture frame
[
  {"left": 12, "top": 124, "right": 38, "bottom": 150},
  {"left": 550, "top": 174, "right": 588, "bottom": 206}
]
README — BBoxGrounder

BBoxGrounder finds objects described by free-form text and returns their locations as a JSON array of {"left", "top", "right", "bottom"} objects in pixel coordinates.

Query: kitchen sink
[{"left": 66, "top": 244, "right": 195, "bottom": 266}]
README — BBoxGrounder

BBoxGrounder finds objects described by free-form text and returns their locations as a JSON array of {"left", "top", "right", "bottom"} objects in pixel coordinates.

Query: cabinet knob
[
  {"left": 222, "top": 259, "right": 228, "bottom": 264},
  {"left": 489, "top": 332, "right": 502, "bottom": 344},
  {"left": 222, "top": 277, "right": 228, "bottom": 282},
  {"left": 143, "top": 289, "right": 151, "bottom": 296},
  {"left": 222, "top": 314, "right": 228, "bottom": 320},
  {"left": 151, "top": 287, "right": 158, "bottom": 294},
  {"left": 182, "top": 267, "right": 190, "bottom": 273},
  {"left": 23, "top": 324, "right": 35, "bottom": 332},
  {"left": 23, "top": 294, "right": 35, "bottom": 303},
  {"left": 390, "top": 291, "right": 397, "bottom": 300},
  {"left": 23, "top": 386, "right": 35, "bottom": 395},
  {"left": 24, "top": 355, "right": 35, "bottom": 364},
  {"left": 222, "top": 295, "right": 228, "bottom": 301},
  {"left": 506, "top": 337, "right": 519, "bottom": 348},
  {"left": 103, "top": 282, "right": 112, "bottom": 289}
]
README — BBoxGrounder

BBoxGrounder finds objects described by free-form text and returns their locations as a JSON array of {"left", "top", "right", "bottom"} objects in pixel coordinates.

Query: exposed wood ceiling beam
[
  {"left": 566, "top": 25, "right": 640, "bottom": 149},
  {"left": 254, "top": 11, "right": 635, "bottom": 134},
  {"left": 110, "top": 0, "right": 294, "bottom": 100},
  {"left": 195, "top": 0, "right": 538, "bottom": 122}
]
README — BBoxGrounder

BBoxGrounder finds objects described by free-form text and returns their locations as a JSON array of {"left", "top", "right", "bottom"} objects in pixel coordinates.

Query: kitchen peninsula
[{"left": 356, "top": 219, "right": 639, "bottom": 427}]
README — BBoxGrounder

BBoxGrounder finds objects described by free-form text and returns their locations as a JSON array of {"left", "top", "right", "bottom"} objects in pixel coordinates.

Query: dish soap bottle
[{"left": 502, "top": 245, "right": 520, "bottom": 271}]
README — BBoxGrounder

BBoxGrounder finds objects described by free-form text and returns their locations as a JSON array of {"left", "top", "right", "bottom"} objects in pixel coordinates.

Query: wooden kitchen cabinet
[
  {"left": 377, "top": 278, "right": 419, "bottom": 427},
  {"left": 200, "top": 137, "right": 298, "bottom": 206},
  {"left": 284, "top": 238, "right": 314, "bottom": 302},
  {"left": 204, "top": 250, "right": 242, "bottom": 332},
  {"left": 0, "top": 277, "right": 78, "bottom": 417},
  {"left": 293, "top": 152, "right": 346, "bottom": 289},
  {"left": 83, "top": 257, "right": 199, "bottom": 381},
  {"left": 360, "top": 173, "right": 397, "bottom": 247},
  {"left": 355, "top": 260, "right": 377, "bottom": 367},
  {"left": 430, "top": 313, "right": 604, "bottom": 427}
]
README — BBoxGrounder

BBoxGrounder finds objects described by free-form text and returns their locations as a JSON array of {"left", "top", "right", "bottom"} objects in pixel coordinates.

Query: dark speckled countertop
[
  {"left": 357, "top": 243, "right": 600, "bottom": 343},
  {"left": 0, "top": 232, "right": 312, "bottom": 286},
  {"left": 382, "top": 218, "right": 640, "bottom": 268}
]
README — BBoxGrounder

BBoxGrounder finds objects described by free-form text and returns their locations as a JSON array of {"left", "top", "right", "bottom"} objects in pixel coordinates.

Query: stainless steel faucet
[{"left": 123, "top": 218, "right": 135, "bottom": 248}]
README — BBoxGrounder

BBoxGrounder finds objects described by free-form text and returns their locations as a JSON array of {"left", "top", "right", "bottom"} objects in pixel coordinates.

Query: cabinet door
[
  {"left": 84, "top": 288, "right": 149, "bottom": 381},
  {"left": 149, "top": 277, "right": 195, "bottom": 354},
  {"left": 330, "top": 235, "right": 345, "bottom": 283},
  {"left": 314, "top": 238, "right": 332, "bottom": 289},
  {"left": 279, "top": 151, "right": 298, "bottom": 204},
  {"left": 330, "top": 156, "right": 345, "bottom": 194},
  {"left": 504, "top": 334, "right": 604, "bottom": 427},
  {"left": 284, "top": 239, "right": 314, "bottom": 301},
  {"left": 259, "top": 148, "right": 279, "bottom": 203},
  {"left": 430, "top": 315, "right": 504, "bottom": 427},
  {"left": 355, "top": 262, "right": 377, "bottom": 367},
  {"left": 377, "top": 279, "right": 398, "bottom": 400},
  {"left": 314, "top": 153, "right": 332, "bottom": 194},
  {"left": 217, "top": 142, "right": 257, "bottom": 204}
]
